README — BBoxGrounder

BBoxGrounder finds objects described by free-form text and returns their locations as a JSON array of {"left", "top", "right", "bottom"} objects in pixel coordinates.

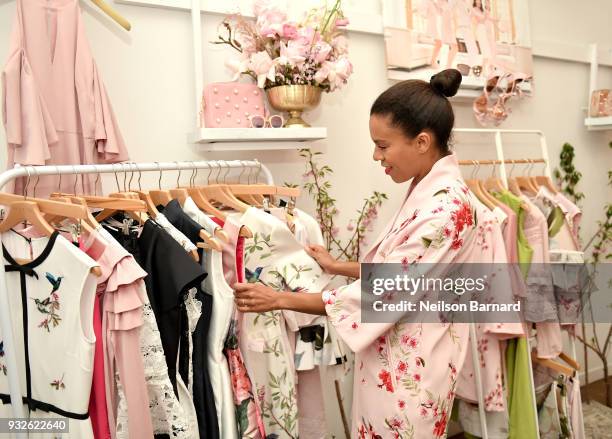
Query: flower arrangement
[{"left": 215, "top": 0, "right": 353, "bottom": 92}]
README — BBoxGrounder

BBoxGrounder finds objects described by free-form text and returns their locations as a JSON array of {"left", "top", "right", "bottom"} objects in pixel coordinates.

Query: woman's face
[{"left": 370, "top": 114, "right": 433, "bottom": 184}]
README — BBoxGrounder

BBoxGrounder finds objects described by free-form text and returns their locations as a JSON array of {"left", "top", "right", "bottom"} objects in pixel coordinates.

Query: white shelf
[
  {"left": 188, "top": 127, "right": 327, "bottom": 149},
  {"left": 584, "top": 116, "right": 612, "bottom": 131}
]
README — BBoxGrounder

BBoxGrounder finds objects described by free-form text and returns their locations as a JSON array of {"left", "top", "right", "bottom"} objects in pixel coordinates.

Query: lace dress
[{"left": 115, "top": 300, "right": 196, "bottom": 438}]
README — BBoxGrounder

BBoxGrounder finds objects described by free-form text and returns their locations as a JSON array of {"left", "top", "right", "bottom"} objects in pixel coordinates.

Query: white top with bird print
[{"left": 0, "top": 230, "right": 98, "bottom": 438}]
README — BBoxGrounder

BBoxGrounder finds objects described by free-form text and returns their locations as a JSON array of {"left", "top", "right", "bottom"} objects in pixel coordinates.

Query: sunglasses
[
  {"left": 249, "top": 114, "right": 284, "bottom": 128},
  {"left": 456, "top": 64, "right": 482, "bottom": 77}
]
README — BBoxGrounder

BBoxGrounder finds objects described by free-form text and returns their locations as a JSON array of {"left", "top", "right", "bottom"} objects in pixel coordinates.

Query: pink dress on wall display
[
  {"left": 323, "top": 154, "right": 511, "bottom": 437},
  {"left": 2, "top": 0, "right": 128, "bottom": 196}
]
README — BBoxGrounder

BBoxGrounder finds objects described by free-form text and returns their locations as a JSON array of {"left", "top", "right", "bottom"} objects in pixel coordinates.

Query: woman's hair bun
[{"left": 429, "top": 69, "right": 462, "bottom": 98}]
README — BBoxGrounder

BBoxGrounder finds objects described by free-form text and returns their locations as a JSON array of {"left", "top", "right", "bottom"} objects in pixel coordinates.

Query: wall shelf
[
  {"left": 585, "top": 44, "right": 612, "bottom": 131},
  {"left": 189, "top": 127, "right": 327, "bottom": 150},
  {"left": 584, "top": 116, "right": 612, "bottom": 131}
]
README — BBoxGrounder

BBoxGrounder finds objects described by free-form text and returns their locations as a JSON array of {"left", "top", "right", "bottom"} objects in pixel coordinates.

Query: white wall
[{"left": 0, "top": 0, "right": 611, "bottom": 433}]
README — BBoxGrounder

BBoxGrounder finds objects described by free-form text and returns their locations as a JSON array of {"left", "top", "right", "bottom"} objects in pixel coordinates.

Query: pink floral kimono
[{"left": 324, "top": 154, "right": 508, "bottom": 438}]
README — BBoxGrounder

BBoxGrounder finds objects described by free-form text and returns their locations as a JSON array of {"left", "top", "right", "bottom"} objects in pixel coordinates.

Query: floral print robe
[{"left": 324, "top": 154, "right": 510, "bottom": 438}]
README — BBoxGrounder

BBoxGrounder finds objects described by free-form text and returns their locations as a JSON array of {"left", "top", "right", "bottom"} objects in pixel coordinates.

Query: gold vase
[{"left": 266, "top": 85, "right": 322, "bottom": 127}]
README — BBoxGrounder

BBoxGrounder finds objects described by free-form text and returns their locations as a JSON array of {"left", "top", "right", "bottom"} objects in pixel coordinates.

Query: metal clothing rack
[
  {"left": 453, "top": 127, "right": 576, "bottom": 439},
  {"left": 0, "top": 159, "right": 273, "bottom": 422}
]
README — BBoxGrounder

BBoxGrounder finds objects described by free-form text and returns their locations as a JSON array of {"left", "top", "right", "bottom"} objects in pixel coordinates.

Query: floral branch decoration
[{"left": 296, "top": 148, "right": 387, "bottom": 264}]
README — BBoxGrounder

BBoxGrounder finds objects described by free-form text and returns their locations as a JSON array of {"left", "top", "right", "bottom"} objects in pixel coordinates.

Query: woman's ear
[{"left": 415, "top": 131, "right": 434, "bottom": 154}]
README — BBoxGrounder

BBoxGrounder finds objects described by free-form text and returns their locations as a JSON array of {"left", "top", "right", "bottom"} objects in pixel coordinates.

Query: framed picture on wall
[{"left": 381, "top": 0, "right": 533, "bottom": 84}]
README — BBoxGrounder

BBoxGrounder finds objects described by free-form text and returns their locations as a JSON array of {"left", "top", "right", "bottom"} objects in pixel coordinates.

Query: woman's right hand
[{"left": 305, "top": 245, "right": 338, "bottom": 274}]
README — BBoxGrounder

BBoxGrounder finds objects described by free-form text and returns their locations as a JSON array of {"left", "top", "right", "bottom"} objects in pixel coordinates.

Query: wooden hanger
[
  {"left": 516, "top": 160, "right": 540, "bottom": 194},
  {"left": 535, "top": 175, "right": 559, "bottom": 194},
  {"left": 559, "top": 352, "right": 580, "bottom": 371},
  {"left": 148, "top": 164, "right": 173, "bottom": 207},
  {"left": 0, "top": 201, "right": 55, "bottom": 236},
  {"left": 465, "top": 178, "right": 495, "bottom": 210},
  {"left": 532, "top": 352, "right": 575, "bottom": 376},
  {"left": 0, "top": 195, "right": 101, "bottom": 276},
  {"left": 506, "top": 160, "right": 523, "bottom": 196},
  {"left": 90, "top": 0, "right": 131, "bottom": 31},
  {"left": 168, "top": 165, "right": 190, "bottom": 206}
]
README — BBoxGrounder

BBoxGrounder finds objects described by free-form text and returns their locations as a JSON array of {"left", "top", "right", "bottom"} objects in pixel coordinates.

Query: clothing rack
[
  {"left": 0, "top": 159, "right": 273, "bottom": 421},
  {"left": 454, "top": 127, "right": 578, "bottom": 439}
]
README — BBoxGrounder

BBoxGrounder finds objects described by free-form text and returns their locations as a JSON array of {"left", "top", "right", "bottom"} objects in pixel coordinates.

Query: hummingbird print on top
[
  {"left": 33, "top": 272, "right": 63, "bottom": 332},
  {"left": 45, "top": 272, "right": 63, "bottom": 293}
]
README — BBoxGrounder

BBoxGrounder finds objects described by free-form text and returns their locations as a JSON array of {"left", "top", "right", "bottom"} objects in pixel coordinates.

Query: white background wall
[{"left": 0, "top": 0, "right": 611, "bottom": 435}]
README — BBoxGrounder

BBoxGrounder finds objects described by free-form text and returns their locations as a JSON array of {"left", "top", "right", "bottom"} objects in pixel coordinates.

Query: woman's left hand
[{"left": 233, "top": 282, "right": 281, "bottom": 313}]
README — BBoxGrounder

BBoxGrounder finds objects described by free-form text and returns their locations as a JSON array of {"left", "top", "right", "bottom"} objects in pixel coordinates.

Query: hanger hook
[
  {"left": 238, "top": 161, "right": 246, "bottom": 184},
  {"left": 23, "top": 167, "right": 31, "bottom": 199},
  {"left": 527, "top": 159, "right": 534, "bottom": 177},
  {"left": 114, "top": 164, "right": 120, "bottom": 192},
  {"left": 213, "top": 161, "right": 222, "bottom": 183},
  {"left": 206, "top": 162, "right": 213, "bottom": 185},
  {"left": 224, "top": 161, "right": 232, "bottom": 184},
  {"left": 155, "top": 162, "right": 162, "bottom": 190},
  {"left": 176, "top": 161, "right": 182, "bottom": 188},
  {"left": 32, "top": 166, "right": 40, "bottom": 198},
  {"left": 94, "top": 165, "right": 101, "bottom": 196},
  {"left": 58, "top": 167, "right": 62, "bottom": 193},
  {"left": 136, "top": 163, "right": 143, "bottom": 191},
  {"left": 509, "top": 159, "right": 516, "bottom": 177},
  {"left": 491, "top": 160, "right": 497, "bottom": 178},
  {"left": 122, "top": 163, "right": 128, "bottom": 192},
  {"left": 73, "top": 165, "right": 79, "bottom": 195},
  {"left": 256, "top": 159, "right": 262, "bottom": 183},
  {"left": 128, "top": 162, "right": 135, "bottom": 192},
  {"left": 190, "top": 162, "right": 197, "bottom": 188},
  {"left": 244, "top": 162, "right": 253, "bottom": 184}
]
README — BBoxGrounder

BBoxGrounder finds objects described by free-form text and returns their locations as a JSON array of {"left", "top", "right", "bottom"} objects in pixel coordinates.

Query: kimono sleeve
[
  {"left": 324, "top": 206, "right": 475, "bottom": 353},
  {"left": 92, "top": 63, "right": 129, "bottom": 163},
  {"left": 2, "top": 50, "right": 56, "bottom": 165}
]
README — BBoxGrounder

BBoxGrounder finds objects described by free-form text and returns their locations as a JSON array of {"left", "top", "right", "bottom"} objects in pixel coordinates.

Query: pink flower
[
  {"left": 256, "top": 8, "right": 287, "bottom": 38},
  {"left": 277, "top": 40, "right": 307, "bottom": 67},
  {"left": 282, "top": 23, "right": 299, "bottom": 39},
  {"left": 331, "top": 35, "right": 349, "bottom": 55},
  {"left": 351, "top": 322, "right": 359, "bottom": 329},
  {"left": 249, "top": 51, "right": 275, "bottom": 88},
  {"left": 347, "top": 221, "right": 355, "bottom": 231},
  {"left": 335, "top": 17, "right": 350, "bottom": 27},
  {"left": 314, "top": 61, "right": 332, "bottom": 84},
  {"left": 332, "top": 226, "right": 339, "bottom": 237},
  {"left": 297, "top": 26, "right": 320, "bottom": 45},
  {"left": 327, "top": 57, "right": 353, "bottom": 90},
  {"left": 413, "top": 373, "right": 421, "bottom": 382},
  {"left": 398, "top": 400, "right": 406, "bottom": 410},
  {"left": 313, "top": 41, "right": 332, "bottom": 63}
]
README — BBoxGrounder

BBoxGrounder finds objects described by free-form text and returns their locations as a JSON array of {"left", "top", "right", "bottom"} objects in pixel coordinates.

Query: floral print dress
[{"left": 323, "top": 154, "right": 511, "bottom": 438}]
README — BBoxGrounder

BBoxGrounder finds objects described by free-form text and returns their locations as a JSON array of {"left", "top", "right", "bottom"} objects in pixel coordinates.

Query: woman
[{"left": 234, "top": 70, "right": 497, "bottom": 437}]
